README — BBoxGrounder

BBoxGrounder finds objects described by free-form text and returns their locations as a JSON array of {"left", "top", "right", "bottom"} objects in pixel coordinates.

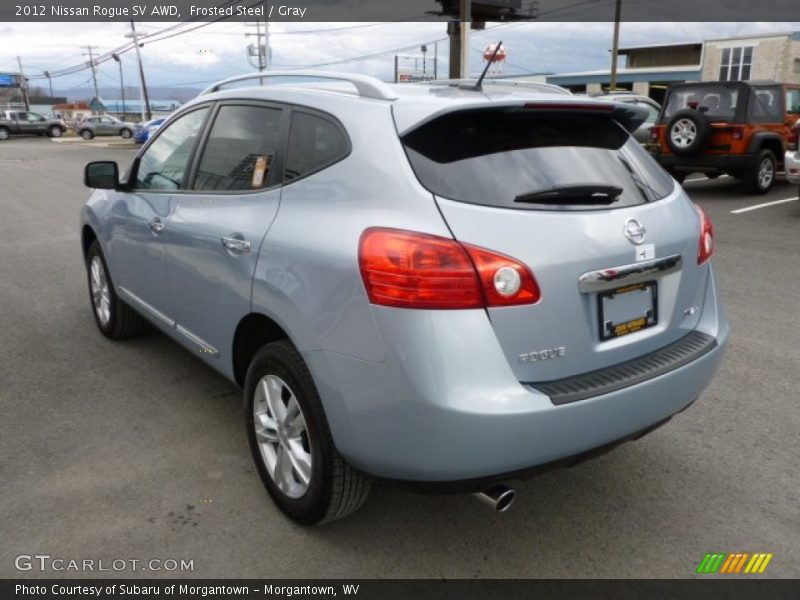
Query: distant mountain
[{"left": 56, "top": 85, "right": 202, "bottom": 104}]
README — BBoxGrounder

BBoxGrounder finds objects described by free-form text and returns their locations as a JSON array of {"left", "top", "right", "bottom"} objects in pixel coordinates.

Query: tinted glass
[
  {"left": 402, "top": 109, "right": 674, "bottom": 211},
  {"left": 193, "top": 105, "right": 282, "bottom": 191},
  {"left": 664, "top": 84, "right": 739, "bottom": 121},
  {"left": 786, "top": 89, "right": 800, "bottom": 113},
  {"left": 749, "top": 86, "right": 783, "bottom": 122},
  {"left": 285, "top": 112, "right": 349, "bottom": 182},
  {"left": 135, "top": 107, "right": 208, "bottom": 191}
]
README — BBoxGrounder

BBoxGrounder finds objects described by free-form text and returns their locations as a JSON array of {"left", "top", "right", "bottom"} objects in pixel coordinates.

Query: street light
[
  {"left": 111, "top": 54, "right": 126, "bottom": 120},
  {"left": 124, "top": 21, "right": 152, "bottom": 122},
  {"left": 43, "top": 70, "right": 55, "bottom": 117}
]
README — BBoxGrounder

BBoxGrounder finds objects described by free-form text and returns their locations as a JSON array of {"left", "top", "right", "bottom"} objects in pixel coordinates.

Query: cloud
[{"left": 1, "top": 20, "right": 798, "bottom": 90}]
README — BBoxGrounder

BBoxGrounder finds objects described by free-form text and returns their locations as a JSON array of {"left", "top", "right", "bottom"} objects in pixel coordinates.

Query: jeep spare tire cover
[{"left": 666, "top": 109, "right": 711, "bottom": 155}]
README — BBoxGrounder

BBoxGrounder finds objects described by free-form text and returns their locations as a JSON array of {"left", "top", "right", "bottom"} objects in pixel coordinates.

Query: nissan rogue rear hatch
[{"left": 400, "top": 104, "right": 710, "bottom": 384}]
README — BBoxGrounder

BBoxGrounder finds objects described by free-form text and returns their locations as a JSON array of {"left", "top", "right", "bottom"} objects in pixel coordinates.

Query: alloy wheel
[
  {"left": 758, "top": 157, "right": 774, "bottom": 190},
  {"left": 670, "top": 118, "right": 697, "bottom": 149},
  {"left": 253, "top": 374, "right": 312, "bottom": 499},
  {"left": 89, "top": 256, "right": 111, "bottom": 326}
]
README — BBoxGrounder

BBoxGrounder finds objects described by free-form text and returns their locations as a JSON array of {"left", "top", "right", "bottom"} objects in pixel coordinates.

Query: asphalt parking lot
[{"left": 1, "top": 137, "right": 798, "bottom": 579}]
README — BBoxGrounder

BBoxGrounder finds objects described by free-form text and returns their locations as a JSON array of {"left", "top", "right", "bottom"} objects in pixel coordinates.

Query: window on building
[
  {"left": 794, "top": 58, "right": 800, "bottom": 74},
  {"left": 719, "top": 46, "right": 754, "bottom": 81}
]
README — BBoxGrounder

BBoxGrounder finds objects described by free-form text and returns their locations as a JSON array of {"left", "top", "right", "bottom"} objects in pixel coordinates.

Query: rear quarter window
[
  {"left": 401, "top": 108, "right": 674, "bottom": 211},
  {"left": 285, "top": 111, "right": 350, "bottom": 182}
]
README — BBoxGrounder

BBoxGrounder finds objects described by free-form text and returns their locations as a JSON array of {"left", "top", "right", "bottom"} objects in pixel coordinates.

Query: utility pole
[
  {"left": 246, "top": 21, "right": 269, "bottom": 71},
  {"left": 448, "top": 0, "right": 471, "bottom": 79},
  {"left": 16, "top": 56, "right": 30, "bottom": 110},
  {"left": 609, "top": 0, "right": 622, "bottom": 92},
  {"left": 81, "top": 45, "right": 101, "bottom": 102},
  {"left": 128, "top": 21, "right": 152, "bottom": 121},
  {"left": 112, "top": 54, "right": 126, "bottom": 119},
  {"left": 460, "top": 0, "right": 470, "bottom": 79},
  {"left": 43, "top": 70, "right": 54, "bottom": 116},
  {"left": 434, "top": 42, "right": 438, "bottom": 80}
]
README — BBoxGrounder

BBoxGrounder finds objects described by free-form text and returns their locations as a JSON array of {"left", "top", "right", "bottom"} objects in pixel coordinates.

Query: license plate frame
[{"left": 598, "top": 281, "right": 658, "bottom": 341}]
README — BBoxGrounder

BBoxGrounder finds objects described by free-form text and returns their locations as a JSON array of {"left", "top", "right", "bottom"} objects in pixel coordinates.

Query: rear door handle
[
  {"left": 221, "top": 236, "right": 251, "bottom": 254},
  {"left": 149, "top": 218, "right": 165, "bottom": 235}
]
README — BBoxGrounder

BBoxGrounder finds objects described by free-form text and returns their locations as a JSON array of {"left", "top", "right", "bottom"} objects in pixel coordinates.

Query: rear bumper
[
  {"left": 785, "top": 151, "right": 800, "bottom": 185},
  {"left": 306, "top": 267, "right": 729, "bottom": 483},
  {"left": 654, "top": 151, "right": 756, "bottom": 172}
]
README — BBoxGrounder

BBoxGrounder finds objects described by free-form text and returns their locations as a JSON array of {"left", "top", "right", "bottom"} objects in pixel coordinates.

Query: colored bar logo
[{"left": 696, "top": 552, "right": 773, "bottom": 574}]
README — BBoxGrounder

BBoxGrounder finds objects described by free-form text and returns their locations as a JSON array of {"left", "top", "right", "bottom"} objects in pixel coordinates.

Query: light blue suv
[{"left": 81, "top": 72, "right": 729, "bottom": 524}]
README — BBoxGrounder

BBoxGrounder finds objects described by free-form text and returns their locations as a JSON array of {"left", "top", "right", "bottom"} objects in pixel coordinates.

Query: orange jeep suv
[{"left": 650, "top": 81, "right": 800, "bottom": 194}]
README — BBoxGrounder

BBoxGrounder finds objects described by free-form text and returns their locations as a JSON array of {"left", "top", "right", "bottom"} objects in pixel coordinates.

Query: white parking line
[
  {"left": 686, "top": 174, "right": 731, "bottom": 182},
  {"left": 730, "top": 196, "right": 798, "bottom": 214}
]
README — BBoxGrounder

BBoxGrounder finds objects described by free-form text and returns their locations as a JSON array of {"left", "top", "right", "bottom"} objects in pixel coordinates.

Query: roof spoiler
[
  {"left": 520, "top": 101, "right": 649, "bottom": 134},
  {"left": 396, "top": 100, "right": 649, "bottom": 136}
]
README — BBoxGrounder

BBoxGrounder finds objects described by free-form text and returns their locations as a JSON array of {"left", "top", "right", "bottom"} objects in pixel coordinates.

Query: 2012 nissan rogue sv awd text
[{"left": 80, "top": 72, "right": 729, "bottom": 524}]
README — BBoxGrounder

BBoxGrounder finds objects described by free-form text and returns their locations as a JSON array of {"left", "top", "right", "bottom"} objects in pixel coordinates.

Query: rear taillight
[
  {"left": 730, "top": 125, "right": 744, "bottom": 141},
  {"left": 649, "top": 125, "right": 661, "bottom": 142},
  {"left": 359, "top": 228, "right": 540, "bottom": 309},
  {"left": 788, "top": 120, "right": 799, "bottom": 151},
  {"left": 695, "top": 205, "right": 715, "bottom": 265}
]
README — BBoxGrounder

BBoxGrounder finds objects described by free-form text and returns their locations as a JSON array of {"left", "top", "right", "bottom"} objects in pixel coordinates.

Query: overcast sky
[{"left": 1, "top": 21, "right": 799, "bottom": 94}]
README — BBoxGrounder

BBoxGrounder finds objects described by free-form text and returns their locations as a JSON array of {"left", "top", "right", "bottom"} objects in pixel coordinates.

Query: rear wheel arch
[
  {"left": 232, "top": 313, "right": 291, "bottom": 387},
  {"left": 747, "top": 132, "right": 784, "bottom": 158}
]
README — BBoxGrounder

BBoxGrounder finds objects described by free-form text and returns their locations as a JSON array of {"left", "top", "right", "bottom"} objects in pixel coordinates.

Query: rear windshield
[
  {"left": 401, "top": 108, "right": 674, "bottom": 211},
  {"left": 664, "top": 84, "right": 739, "bottom": 121}
]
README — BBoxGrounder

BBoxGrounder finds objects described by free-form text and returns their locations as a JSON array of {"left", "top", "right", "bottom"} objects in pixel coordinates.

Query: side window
[
  {"left": 749, "top": 87, "right": 783, "bottom": 122},
  {"left": 135, "top": 107, "right": 209, "bottom": 191},
  {"left": 193, "top": 104, "right": 282, "bottom": 191},
  {"left": 285, "top": 112, "right": 350, "bottom": 182},
  {"left": 786, "top": 89, "right": 800, "bottom": 114}
]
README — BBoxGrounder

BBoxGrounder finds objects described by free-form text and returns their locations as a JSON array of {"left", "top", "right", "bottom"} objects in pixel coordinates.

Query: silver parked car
[
  {"left": 80, "top": 72, "right": 729, "bottom": 524},
  {"left": 77, "top": 115, "right": 136, "bottom": 140},
  {"left": 786, "top": 119, "right": 800, "bottom": 199},
  {"left": 590, "top": 92, "right": 661, "bottom": 144}
]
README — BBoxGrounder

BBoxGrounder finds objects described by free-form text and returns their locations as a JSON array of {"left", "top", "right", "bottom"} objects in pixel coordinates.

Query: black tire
[
  {"left": 0, "top": 127, "right": 10, "bottom": 141},
  {"left": 80, "top": 129, "right": 94, "bottom": 140},
  {"left": 670, "top": 170, "right": 687, "bottom": 184},
  {"left": 85, "top": 241, "right": 145, "bottom": 339},
  {"left": 48, "top": 125, "right": 63, "bottom": 138},
  {"left": 120, "top": 128, "right": 133, "bottom": 139},
  {"left": 743, "top": 149, "right": 776, "bottom": 195},
  {"left": 666, "top": 109, "right": 711, "bottom": 155},
  {"left": 244, "top": 340, "right": 370, "bottom": 525}
]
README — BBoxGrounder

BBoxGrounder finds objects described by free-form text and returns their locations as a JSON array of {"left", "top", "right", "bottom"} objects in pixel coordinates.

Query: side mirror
[{"left": 84, "top": 161, "right": 119, "bottom": 190}]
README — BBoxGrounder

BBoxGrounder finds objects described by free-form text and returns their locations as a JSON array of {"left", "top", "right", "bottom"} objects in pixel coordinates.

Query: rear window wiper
[{"left": 514, "top": 184, "right": 623, "bottom": 205}]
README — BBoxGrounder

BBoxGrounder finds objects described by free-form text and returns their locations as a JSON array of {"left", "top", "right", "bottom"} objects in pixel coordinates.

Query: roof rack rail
[{"left": 199, "top": 71, "right": 398, "bottom": 101}]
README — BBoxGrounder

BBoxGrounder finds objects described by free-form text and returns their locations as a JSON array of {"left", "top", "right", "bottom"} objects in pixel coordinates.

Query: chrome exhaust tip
[{"left": 474, "top": 484, "right": 515, "bottom": 512}]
